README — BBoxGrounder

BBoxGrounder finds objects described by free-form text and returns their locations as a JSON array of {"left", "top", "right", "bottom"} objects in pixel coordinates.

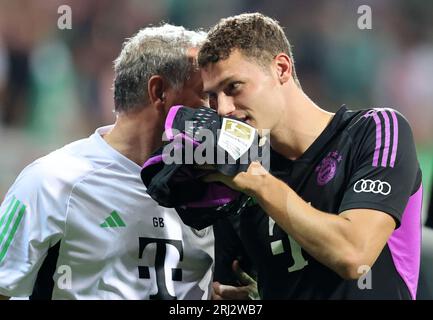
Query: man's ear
[
  {"left": 148, "top": 75, "right": 166, "bottom": 108},
  {"left": 274, "top": 53, "right": 293, "bottom": 84}
]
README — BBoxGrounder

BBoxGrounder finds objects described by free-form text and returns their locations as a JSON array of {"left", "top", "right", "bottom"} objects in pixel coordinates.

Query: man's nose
[{"left": 217, "top": 95, "right": 236, "bottom": 117}]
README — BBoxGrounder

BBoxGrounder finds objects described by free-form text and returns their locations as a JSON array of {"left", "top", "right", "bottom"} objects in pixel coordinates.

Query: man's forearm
[{"left": 251, "top": 173, "right": 368, "bottom": 279}]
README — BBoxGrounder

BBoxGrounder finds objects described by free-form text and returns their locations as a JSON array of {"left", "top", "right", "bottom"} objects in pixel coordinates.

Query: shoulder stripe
[
  {"left": 0, "top": 198, "right": 26, "bottom": 263},
  {"left": 0, "top": 196, "right": 16, "bottom": 229},
  {"left": 380, "top": 110, "right": 391, "bottom": 167},
  {"left": 363, "top": 108, "right": 399, "bottom": 168},
  {"left": 389, "top": 110, "right": 399, "bottom": 167},
  {"left": 363, "top": 110, "right": 382, "bottom": 167},
  {"left": 0, "top": 199, "right": 21, "bottom": 246},
  {"left": 0, "top": 204, "right": 26, "bottom": 263}
]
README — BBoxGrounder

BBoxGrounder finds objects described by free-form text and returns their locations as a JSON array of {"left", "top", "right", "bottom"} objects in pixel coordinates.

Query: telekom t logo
[{"left": 138, "top": 237, "right": 183, "bottom": 300}]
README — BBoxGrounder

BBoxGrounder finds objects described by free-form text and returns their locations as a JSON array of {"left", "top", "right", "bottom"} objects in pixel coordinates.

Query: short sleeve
[
  {"left": 0, "top": 161, "right": 67, "bottom": 297},
  {"left": 339, "top": 108, "right": 422, "bottom": 225}
]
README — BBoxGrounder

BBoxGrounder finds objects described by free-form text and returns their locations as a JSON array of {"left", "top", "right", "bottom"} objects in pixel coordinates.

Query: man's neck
[
  {"left": 103, "top": 108, "right": 164, "bottom": 166},
  {"left": 270, "top": 91, "right": 334, "bottom": 160}
]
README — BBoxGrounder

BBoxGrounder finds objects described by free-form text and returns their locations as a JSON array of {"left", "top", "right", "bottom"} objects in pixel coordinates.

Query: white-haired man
[{"left": 0, "top": 24, "right": 216, "bottom": 300}]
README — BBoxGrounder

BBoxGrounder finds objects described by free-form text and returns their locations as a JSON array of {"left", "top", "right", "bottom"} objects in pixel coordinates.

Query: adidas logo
[{"left": 100, "top": 210, "right": 126, "bottom": 228}]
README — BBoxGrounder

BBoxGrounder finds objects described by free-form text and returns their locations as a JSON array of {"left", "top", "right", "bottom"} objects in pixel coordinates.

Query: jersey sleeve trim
[{"left": 338, "top": 200, "right": 401, "bottom": 227}]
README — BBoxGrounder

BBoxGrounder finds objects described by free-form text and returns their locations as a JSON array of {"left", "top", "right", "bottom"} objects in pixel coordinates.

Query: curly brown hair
[{"left": 198, "top": 13, "right": 300, "bottom": 87}]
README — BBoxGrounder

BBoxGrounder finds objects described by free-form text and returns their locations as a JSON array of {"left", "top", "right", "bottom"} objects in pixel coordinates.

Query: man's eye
[{"left": 226, "top": 82, "right": 242, "bottom": 95}]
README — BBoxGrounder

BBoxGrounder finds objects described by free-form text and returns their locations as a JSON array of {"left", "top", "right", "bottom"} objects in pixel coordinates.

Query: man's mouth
[
  {"left": 230, "top": 114, "right": 253, "bottom": 126},
  {"left": 236, "top": 115, "right": 250, "bottom": 123}
]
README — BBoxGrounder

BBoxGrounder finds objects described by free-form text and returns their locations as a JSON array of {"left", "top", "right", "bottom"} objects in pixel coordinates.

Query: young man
[
  {"left": 199, "top": 13, "right": 422, "bottom": 299},
  {"left": 0, "top": 24, "right": 215, "bottom": 300}
]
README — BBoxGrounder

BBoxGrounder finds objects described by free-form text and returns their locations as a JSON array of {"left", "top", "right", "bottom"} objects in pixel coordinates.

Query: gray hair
[{"left": 113, "top": 24, "right": 206, "bottom": 112}]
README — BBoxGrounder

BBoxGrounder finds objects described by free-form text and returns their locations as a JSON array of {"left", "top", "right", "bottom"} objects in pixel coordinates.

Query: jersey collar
[
  {"left": 297, "top": 105, "right": 350, "bottom": 163},
  {"left": 92, "top": 125, "right": 142, "bottom": 175},
  {"left": 271, "top": 105, "right": 349, "bottom": 166}
]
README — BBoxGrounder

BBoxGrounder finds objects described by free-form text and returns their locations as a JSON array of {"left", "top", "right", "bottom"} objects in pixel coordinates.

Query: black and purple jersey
[{"left": 240, "top": 106, "right": 422, "bottom": 299}]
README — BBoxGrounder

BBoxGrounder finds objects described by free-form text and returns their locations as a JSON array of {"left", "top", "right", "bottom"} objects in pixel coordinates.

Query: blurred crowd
[{"left": 0, "top": 0, "right": 432, "bottom": 216}]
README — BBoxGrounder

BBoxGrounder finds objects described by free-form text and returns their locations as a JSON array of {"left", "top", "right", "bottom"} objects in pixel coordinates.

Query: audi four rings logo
[{"left": 353, "top": 179, "right": 391, "bottom": 195}]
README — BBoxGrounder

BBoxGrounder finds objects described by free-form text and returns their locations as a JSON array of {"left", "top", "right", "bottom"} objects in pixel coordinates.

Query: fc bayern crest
[{"left": 315, "top": 151, "right": 342, "bottom": 186}]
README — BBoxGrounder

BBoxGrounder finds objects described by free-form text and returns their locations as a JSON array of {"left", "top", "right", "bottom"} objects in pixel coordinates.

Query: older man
[{"left": 0, "top": 24, "right": 215, "bottom": 300}]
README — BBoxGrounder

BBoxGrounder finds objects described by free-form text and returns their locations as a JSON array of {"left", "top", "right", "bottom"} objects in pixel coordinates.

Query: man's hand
[
  {"left": 203, "top": 162, "right": 268, "bottom": 196},
  {"left": 212, "top": 260, "right": 259, "bottom": 300}
]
